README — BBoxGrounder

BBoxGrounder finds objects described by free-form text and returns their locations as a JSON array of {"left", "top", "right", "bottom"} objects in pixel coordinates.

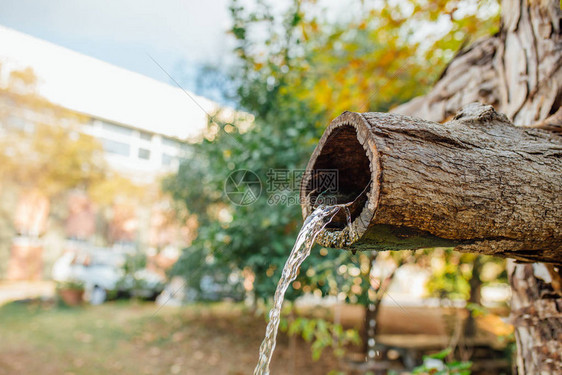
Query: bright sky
[{"left": 0, "top": 0, "right": 234, "bottom": 92}]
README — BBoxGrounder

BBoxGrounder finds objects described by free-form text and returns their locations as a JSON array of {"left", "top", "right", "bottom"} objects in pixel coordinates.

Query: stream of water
[{"left": 253, "top": 204, "right": 342, "bottom": 375}]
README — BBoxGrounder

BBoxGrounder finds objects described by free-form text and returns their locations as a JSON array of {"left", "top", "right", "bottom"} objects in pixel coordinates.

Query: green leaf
[{"left": 428, "top": 348, "right": 452, "bottom": 360}]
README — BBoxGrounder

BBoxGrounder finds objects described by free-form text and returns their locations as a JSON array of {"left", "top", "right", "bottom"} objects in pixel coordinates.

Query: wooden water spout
[{"left": 300, "top": 103, "right": 562, "bottom": 265}]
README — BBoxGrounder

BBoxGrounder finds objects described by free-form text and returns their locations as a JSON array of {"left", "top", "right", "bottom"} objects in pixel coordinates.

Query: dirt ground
[{"left": 0, "top": 300, "right": 341, "bottom": 375}]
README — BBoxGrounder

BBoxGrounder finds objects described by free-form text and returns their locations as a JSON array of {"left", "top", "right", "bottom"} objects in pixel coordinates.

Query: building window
[
  {"left": 6, "top": 115, "right": 34, "bottom": 132},
  {"left": 139, "top": 131, "right": 152, "bottom": 141},
  {"left": 162, "top": 136, "right": 181, "bottom": 149},
  {"left": 101, "top": 121, "right": 133, "bottom": 136},
  {"left": 161, "top": 153, "right": 173, "bottom": 166},
  {"left": 101, "top": 138, "right": 130, "bottom": 156},
  {"left": 138, "top": 148, "right": 150, "bottom": 160}
]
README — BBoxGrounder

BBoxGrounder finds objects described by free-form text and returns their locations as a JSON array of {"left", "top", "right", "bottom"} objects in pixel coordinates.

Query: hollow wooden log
[{"left": 300, "top": 103, "right": 562, "bottom": 265}]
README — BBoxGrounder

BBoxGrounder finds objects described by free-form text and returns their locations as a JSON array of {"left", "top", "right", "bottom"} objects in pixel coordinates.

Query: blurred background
[{"left": 0, "top": 0, "right": 515, "bottom": 374}]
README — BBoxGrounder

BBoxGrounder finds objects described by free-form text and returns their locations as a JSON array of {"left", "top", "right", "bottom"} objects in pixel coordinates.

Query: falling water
[{"left": 253, "top": 204, "right": 342, "bottom": 375}]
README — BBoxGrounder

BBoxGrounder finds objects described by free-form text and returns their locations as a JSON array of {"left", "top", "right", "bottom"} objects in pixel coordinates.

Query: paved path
[{"left": 0, "top": 281, "right": 55, "bottom": 305}]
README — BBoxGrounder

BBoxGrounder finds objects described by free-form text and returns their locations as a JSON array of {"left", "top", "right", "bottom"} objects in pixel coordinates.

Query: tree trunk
[
  {"left": 392, "top": 0, "right": 562, "bottom": 373},
  {"left": 300, "top": 104, "right": 562, "bottom": 264},
  {"left": 301, "top": 0, "right": 562, "bottom": 372},
  {"left": 464, "top": 256, "right": 483, "bottom": 339},
  {"left": 392, "top": 0, "right": 562, "bottom": 133},
  {"left": 508, "top": 261, "right": 562, "bottom": 373}
]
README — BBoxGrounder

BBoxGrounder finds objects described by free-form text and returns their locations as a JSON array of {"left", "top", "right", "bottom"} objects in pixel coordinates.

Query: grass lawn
[{"left": 0, "top": 300, "right": 339, "bottom": 375}]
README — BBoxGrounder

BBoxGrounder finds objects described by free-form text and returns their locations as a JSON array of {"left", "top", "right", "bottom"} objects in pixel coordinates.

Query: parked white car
[{"left": 52, "top": 244, "right": 164, "bottom": 304}]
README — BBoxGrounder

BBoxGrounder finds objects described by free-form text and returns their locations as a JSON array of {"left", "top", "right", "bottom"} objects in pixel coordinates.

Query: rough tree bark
[
  {"left": 508, "top": 261, "right": 562, "bottom": 373},
  {"left": 301, "top": 0, "right": 562, "bottom": 373}
]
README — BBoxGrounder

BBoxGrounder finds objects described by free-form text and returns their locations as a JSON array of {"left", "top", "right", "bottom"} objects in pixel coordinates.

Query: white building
[{"left": 0, "top": 25, "right": 223, "bottom": 181}]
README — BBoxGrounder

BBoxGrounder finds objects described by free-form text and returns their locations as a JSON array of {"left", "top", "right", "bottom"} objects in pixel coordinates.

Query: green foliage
[
  {"left": 166, "top": 0, "right": 500, "bottom": 303},
  {"left": 121, "top": 252, "right": 147, "bottom": 274},
  {"left": 165, "top": 0, "right": 335, "bottom": 301},
  {"left": 425, "top": 249, "right": 507, "bottom": 301},
  {"left": 56, "top": 279, "right": 85, "bottom": 291},
  {"left": 412, "top": 348, "right": 472, "bottom": 375},
  {"left": 466, "top": 302, "right": 487, "bottom": 317},
  {"left": 425, "top": 249, "right": 474, "bottom": 300},
  {"left": 284, "top": 315, "right": 360, "bottom": 360}
]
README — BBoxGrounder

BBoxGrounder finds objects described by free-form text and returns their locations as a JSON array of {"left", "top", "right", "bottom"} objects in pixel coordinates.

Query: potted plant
[{"left": 56, "top": 279, "right": 85, "bottom": 306}]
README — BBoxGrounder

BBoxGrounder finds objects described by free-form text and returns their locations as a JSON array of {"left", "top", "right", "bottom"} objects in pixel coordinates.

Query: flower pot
[{"left": 58, "top": 288, "right": 84, "bottom": 306}]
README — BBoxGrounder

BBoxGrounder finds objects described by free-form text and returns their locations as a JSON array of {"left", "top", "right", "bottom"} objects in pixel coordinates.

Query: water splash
[{"left": 253, "top": 204, "right": 341, "bottom": 375}]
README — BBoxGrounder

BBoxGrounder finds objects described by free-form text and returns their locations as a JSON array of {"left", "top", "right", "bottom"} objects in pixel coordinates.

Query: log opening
[
  {"left": 303, "top": 124, "right": 371, "bottom": 229},
  {"left": 301, "top": 111, "right": 382, "bottom": 249}
]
